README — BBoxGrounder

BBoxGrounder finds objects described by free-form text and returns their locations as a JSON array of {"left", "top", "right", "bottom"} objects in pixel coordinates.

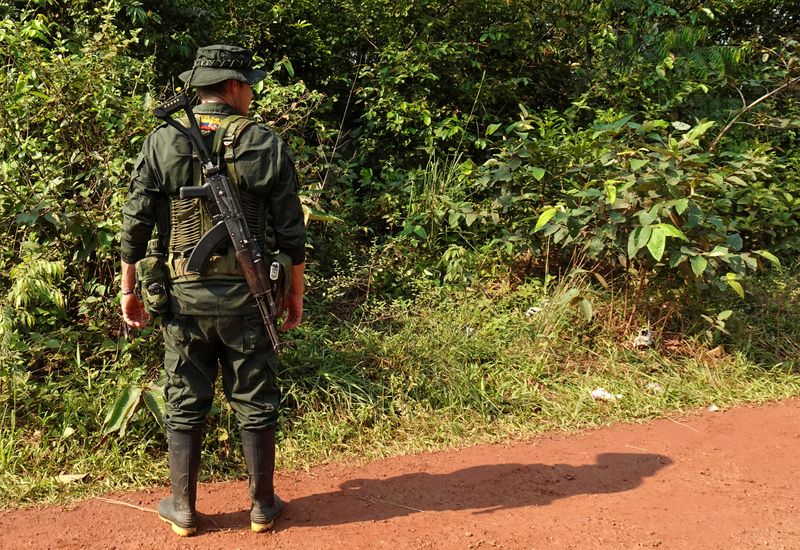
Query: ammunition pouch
[
  {"left": 167, "top": 248, "right": 244, "bottom": 282},
  {"left": 135, "top": 239, "right": 170, "bottom": 317}
]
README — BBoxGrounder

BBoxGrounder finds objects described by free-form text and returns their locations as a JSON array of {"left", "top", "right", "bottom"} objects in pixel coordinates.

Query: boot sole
[
  {"left": 159, "top": 514, "right": 197, "bottom": 537},
  {"left": 250, "top": 494, "right": 283, "bottom": 533},
  {"left": 250, "top": 519, "right": 275, "bottom": 533}
]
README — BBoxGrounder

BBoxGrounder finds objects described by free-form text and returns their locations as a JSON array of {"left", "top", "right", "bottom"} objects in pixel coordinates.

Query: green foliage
[
  {"left": 722, "top": 263, "right": 800, "bottom": 366},
  {"left": 2, "top": 0, "right": 800, "bottom": 508},
  {"left": 102, "top": 382, "right": 165, "bottom": 437},
  {"left": 531, "top": 114, "right": 786, "bottom": 293},
  {"left": 1, "top": 4, "right": 155, "bottom": 371}
]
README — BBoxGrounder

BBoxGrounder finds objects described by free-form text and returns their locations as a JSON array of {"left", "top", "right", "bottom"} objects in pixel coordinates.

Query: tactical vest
[{"left": 166, "top": 114, "right": 277, "bottom": 281}]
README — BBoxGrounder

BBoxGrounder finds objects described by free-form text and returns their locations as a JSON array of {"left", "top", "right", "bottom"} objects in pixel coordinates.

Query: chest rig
[{"left": 167, "top": 114, "right": 276, "bottom": 281}]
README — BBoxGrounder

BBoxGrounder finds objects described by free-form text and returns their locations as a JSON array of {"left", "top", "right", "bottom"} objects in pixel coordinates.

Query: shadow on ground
[{"left": 200, "top": 452, "right": 671, "bottom": 533}]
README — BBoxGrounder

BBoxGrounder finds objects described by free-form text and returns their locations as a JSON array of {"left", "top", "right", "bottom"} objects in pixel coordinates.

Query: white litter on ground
[{"left": 591, "top": 387, "right": 623, "bottom": 401}]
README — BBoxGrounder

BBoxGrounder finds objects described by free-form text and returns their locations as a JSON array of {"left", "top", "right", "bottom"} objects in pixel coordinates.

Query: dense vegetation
[{"left": 1, "top": 0, "right": 799, "bottom": 505}]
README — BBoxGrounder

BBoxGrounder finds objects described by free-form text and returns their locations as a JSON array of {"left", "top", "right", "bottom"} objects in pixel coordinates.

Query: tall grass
[
  {"left": 2, "top": 269, "right": 799, "bottom": 508},
  {"left": 277, "top": 272, "right": 800, "bottom": 467}
]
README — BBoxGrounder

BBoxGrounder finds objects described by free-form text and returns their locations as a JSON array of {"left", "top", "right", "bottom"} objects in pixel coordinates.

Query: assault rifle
[{"left": 153, "top": 93, "right": 286, "bottom": 352}]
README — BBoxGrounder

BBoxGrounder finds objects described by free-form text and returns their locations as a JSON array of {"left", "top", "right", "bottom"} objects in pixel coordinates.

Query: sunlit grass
[{"left": 2, "top": 271, "right": 799, "bottom": 508}]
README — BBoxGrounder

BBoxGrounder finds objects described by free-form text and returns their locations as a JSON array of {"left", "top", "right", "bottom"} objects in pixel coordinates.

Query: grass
[
  {"left": 1, "top": 269, "right": 799, "bottom": 508},
  {"left": 276, "top": 268, "right": 800, "bottom": 465}
]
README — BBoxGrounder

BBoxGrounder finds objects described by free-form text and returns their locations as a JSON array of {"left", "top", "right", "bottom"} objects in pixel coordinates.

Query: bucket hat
[{"left": 179, "top": 45, "right": 266, "bottom": 87}]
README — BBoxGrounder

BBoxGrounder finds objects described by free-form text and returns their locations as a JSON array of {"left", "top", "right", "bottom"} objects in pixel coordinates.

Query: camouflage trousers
[{"left": 161, "top": 313, "right": 280, "bottom": 431}]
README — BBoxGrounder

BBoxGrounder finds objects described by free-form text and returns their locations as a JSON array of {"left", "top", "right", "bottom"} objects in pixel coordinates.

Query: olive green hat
[{"left": 179, "top": 45, "right": 266, "bottom": 87}]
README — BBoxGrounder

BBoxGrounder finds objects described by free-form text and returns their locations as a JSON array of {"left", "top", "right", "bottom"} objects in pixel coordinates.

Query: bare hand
[
  {"left": 122, "top": 293, "right": 151, "bottom": 329},
  {"left": 279, "top": 292, "right": 303, "bottom": 332}
]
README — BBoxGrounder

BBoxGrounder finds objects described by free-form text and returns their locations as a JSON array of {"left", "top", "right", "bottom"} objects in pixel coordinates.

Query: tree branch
[{"left": 709, "top": 75, "right": 800, "bottom": 151}]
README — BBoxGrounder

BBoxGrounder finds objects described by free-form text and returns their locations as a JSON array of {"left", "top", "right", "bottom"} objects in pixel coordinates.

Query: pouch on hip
[{"left": 136, "top": 239, "right": 170, "bottom": 317}]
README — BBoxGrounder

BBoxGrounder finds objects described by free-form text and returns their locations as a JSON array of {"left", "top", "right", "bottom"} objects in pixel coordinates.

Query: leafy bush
[
  {"left": 2, "top": 0, "right": 800, "bottom": 507},
  {"left": 1, "top": 6, "right": 155, "bottom": 371}
]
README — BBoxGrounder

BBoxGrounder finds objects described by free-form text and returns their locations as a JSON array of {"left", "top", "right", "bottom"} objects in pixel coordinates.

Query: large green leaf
[
  {"left": 143, "top": 385, "right": 166, "bottom": 430},
  {"left": 304, "top": 208, "right": 343, "bottom": 224},
  {"left": 754, "top": 250, "right": 781, "bottom": 269},
  {"left": 674, "top": 198, "right": 689, "bottom": 214},
  {"left": 627, "top": 226, "right": 653, "bottom": 257},
  {"left": 690, "top": 255, "right": 708, "bottom": 277},
  {"left": 718, "top": 310, "right": 733, "bottom": 321},
  {"left": 637, "top": 209, "right": 659, "bottom": 226},
  {"left": 682, "top": 120, "right": 716, "bottom": 142},
  {"left": 725, "top": 233, "right": 743, "bottom": 251},
  {"left": 655, "top": 223, "right": 688, "bottom": 241},
  {"left": 647, "top": 226, "right": 666, "bottom": 261},
  {"left": 534, "top": 206, "right": 558, "bottom": 232},
  {"left": 558, "top": 288, "right": 581, "bottom": 305},
  {"left": 724, "top": 273, "right": 745, "bottom": 298},
  {"left": 102, "top": 386, "right": 142, "bottom": 437},
  {"left": 604, "top": 181, "right": 617, "bottom": 204},
  {"left": 530, "top": 167, "right": 546, "bottom": 181},
  {"left": 579, "top": 298, "right": 593, "bottom": 322},
  {"left": 448, "top": 211, "right": 461, "bottom": 228}
]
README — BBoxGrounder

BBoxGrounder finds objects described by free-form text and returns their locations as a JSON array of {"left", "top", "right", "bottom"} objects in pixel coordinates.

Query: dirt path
[{"left": 3, "top": 399, "right": 800, "bottom": 549}]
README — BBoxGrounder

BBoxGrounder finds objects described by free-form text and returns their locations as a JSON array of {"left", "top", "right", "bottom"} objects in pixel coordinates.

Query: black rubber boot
[
  {"left": 158, "top": 429, "right": 202, "bottom": 537},
  {"left": 241, "top": 428, "right": 283, "bottom": 532}
]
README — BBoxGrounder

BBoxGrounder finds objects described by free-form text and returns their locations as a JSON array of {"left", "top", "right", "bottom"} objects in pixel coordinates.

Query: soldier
[{"left": 119, "top": 45, "right": 306, "bottom": 536}]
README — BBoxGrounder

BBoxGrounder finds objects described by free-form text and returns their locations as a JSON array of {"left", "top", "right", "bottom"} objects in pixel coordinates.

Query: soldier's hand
[
  {"left": 280, "top": 292, "right": 303, "bottom": 332},
  {"left": 122, "top": 293, "right": 151, "bottom": 329}
]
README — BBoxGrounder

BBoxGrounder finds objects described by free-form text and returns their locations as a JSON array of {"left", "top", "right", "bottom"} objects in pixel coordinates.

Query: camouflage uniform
[
  {"left": 121, "top": 101, "right": 304, "bottom": 430},
  {"left": 120, "top": 45, "right": 303, "bottom": 536}
]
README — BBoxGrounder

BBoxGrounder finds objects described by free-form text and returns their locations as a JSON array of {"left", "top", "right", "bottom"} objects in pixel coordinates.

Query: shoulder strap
[
  {"left": 212, "top": 115, "right": 255, "bottom": 186},
  {"left": 211, "top": 115, "right": 242, "bottom": 156}
]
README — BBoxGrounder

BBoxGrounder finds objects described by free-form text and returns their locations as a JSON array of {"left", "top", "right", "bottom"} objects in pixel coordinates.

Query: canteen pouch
[{"left": 135, "top": 239, "right": 170, "bottom": 317}]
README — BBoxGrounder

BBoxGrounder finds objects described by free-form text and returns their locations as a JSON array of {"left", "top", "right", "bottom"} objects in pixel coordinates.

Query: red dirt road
[{"left": 3, "top": 399, "right": 800, "bottom": 549}]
